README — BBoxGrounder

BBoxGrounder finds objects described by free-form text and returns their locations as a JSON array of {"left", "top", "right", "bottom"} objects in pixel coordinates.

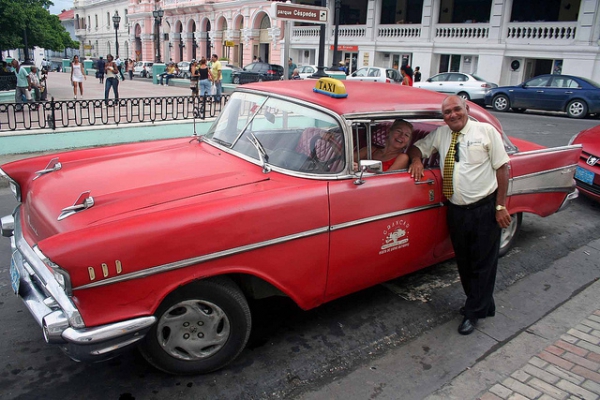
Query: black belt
[{"left": 448, "top": 192, "right": 496, "bottom": 210}]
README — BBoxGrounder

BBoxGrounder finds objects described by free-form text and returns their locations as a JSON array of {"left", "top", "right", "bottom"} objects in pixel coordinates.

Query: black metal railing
[
  {"left": 0, "top": 75, "right": 17, "bottom": 91},
  {"left": 0, "top": 94, "right": 230, "bottom": 132}
]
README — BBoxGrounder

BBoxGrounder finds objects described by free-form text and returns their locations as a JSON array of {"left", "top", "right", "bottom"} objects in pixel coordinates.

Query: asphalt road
[{"left": 0, "top": 112, "right": 599, "bottom": 400}]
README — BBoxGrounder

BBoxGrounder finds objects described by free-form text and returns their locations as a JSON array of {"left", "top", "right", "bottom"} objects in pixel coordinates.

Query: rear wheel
[
  {"left": 139, "top": 277, "right": 251, "bottom": 375},
  {"left": 566, "top": 100, "right": 588, "bottom": 119},
  {"left": 457, "top": 91, "right": 470, "bottom": 101},
  {"left": 492, "top": 95, "right": 510, "bottom": 112},
  {"left": 499, "top": 212, "right": 522, "bottom": 257}
]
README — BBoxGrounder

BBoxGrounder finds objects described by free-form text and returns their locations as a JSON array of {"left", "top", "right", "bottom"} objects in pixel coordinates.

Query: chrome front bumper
[{"left": 7, "top": 207, "right": 156, "bottom": 362}]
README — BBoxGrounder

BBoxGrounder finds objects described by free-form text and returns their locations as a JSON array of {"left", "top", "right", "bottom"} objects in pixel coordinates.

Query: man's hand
[
  {"left": 408, "top": 159, "right": 424, "bottom": 181},
  {"left": 496, "top": 208, "right": 512, "bottom": 229}
]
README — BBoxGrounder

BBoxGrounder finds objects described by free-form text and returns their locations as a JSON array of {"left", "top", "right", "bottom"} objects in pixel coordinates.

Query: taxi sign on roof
[{"left": 313, "top": 78, "right": 348, "bottom": 98}]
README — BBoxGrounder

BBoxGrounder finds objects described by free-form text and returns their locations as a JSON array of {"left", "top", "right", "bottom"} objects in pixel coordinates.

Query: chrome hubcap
[{"left": 157, "top": 299, "right": 231, "bottom": 361}]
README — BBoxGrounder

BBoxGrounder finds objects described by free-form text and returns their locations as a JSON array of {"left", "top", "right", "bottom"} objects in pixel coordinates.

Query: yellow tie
[{"left": 443, "top": 131, "right": 461, "bottom": 198}]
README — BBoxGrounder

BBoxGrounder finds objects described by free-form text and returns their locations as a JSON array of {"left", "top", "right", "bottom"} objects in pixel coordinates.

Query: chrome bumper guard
[
  {"left": 558, "top": 187, "right": 579, "bottom": 212},
  {"left": 8, "top": 207, "right": 156, "bottom": 362}
]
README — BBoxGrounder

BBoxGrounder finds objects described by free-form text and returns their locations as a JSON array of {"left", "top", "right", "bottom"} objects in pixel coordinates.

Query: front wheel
[
  {"left": 566, "top": 100, "right": 588, "bottom": 119},
  {"left": 492, "top": 95, "right": 510, "bottom": 112},
  {"left": 139, "top": 277, "right": 251, "bottom": 375},
  {"left": 499, "top": 212, "right": 522, "bottom": 257},
  {"left": 457, "top": 91, "right": 470, "bottom": 101}
]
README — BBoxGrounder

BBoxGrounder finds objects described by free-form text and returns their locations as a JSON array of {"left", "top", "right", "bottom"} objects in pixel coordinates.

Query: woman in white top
[{"left": 70, "top": 55, "right": 86, "bottom": 99}]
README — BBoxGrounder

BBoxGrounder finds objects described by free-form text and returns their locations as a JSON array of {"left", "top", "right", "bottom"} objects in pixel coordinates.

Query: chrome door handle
[
  {"left": 537, "top": 90, "right": 544, "bottom": 93},
  {"left": 565, "top": 91, "right": 573, "bottom": 94},
  {"left": 415, "top": 179, "right": 435, "bottom": 185}
]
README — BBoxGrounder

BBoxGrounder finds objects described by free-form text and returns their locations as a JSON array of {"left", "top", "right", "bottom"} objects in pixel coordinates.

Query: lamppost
[
  {"left": 112, "top": 11, "right": 121, "bottom": 57},
  {"left": 152, "top": 9, "right": 164, "bottom": 62},
  {"left": 331, "top": 0, "right": 342, "bottom": 68}
]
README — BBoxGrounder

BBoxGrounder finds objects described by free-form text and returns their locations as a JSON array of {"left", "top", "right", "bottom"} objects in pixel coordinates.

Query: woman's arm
[{"left": 387, "top": 153, "right": 410, "bottom": 171}]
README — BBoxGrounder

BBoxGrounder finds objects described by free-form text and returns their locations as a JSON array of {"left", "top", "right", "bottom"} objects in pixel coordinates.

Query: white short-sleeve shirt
[{"left": 414, "top": 119, "right": 510, "bottom": 206}]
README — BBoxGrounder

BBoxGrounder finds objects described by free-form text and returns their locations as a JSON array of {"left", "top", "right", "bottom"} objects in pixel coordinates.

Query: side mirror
[
  {"left": 354, "top": 160, "right": 382, "bottom": 185},
  {"left": 360, "top": 160, "right": 383, "bottom": 173}
]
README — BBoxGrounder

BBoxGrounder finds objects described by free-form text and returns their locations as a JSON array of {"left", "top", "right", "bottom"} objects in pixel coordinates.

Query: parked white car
[
  {"left": 414, "top": 72, "right": 498, "bottom": 101},
  {"left": 133, "top": 61, "right": 154, "bottom": 78},
  {"left": 346, "top": 67, "right": 402, "bottom": 84},
  {"left": 297, "top": 65, "right": 341, "bottom": 80}
]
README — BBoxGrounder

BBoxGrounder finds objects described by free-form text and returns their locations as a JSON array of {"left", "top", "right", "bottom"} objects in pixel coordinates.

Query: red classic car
[
  {"left": 570, "top": 124, "right": 600, "bottom": 202},
  {"left": 0, "top": 78, "right": 581, "bottom": 375}
]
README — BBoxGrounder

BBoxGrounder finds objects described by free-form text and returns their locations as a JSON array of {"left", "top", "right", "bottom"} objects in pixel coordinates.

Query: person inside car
[{"left": 355, "top": 119, "right": 413, "bottom": 171}]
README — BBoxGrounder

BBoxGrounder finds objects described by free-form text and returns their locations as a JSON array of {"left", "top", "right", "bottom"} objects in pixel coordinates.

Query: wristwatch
[{"left": 495, "top": 205, "right": 506, "bottom": 211}]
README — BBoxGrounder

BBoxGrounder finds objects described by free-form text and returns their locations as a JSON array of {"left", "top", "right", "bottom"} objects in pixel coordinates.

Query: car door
[
  {"left": 420, "top": 73, "right": 450, "bottom": 93},
  {"left": 544, "top": 76, "right": 579, "bottom": 111},
  {"left": 506, "top": 143, "right": 581, "bottom": 216},
  {"left": 444, "top": 73, "right": 469, "bottom": 94},
  {"left": 325, "top": 168, "right": 444, "bottom": 302},
  {"left": 350, "top": 67, "right": 370, "bottom": 82},
  {"left": 511, "top": 76, "right": 552, "bottom": 109}
]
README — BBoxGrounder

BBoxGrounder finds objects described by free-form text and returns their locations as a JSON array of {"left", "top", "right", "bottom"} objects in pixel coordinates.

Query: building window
[
  {"left": 95, "top": 14, "right": 98, "bottom": 29},
  {"left": 510, "top": 0, "right": 580, "bottom": 22},
  {"left": 380, "top": 0, "right": 423, "bottom": 24},
  {"left": 107, "top": 12, "right": 110, "bottom": 28},
  {"left": 439, "top": 0, "right": 491, "bottom": 24},
  {"left": 439, "top": 54, "right": 461, "bottom": 73}
]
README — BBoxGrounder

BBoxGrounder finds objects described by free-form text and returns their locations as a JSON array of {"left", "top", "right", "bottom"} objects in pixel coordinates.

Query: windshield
[{"left": 205, "top": 92, "right": 345, "bottom": 174}]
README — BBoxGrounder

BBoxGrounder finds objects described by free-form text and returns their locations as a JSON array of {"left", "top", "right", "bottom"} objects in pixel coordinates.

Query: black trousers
[{"left": 447, "top": 194, "right": 500, "bottom": 320}]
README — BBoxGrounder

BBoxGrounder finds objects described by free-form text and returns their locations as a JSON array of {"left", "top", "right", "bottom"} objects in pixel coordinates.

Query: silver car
[
  {"left": 346, "top": 67, "right": 402, "bottom": 84},
  {"left": 415, "top": 72, "right": 498, "bottom": 101}
]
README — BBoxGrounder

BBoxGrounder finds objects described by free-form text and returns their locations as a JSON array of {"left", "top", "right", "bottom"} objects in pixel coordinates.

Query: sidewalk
[
  {"left": 41, "top": 70, "right": 194, "bottom": 100},
  {"left": 300, "top": 239, "right": 600, "bottom": 400}
]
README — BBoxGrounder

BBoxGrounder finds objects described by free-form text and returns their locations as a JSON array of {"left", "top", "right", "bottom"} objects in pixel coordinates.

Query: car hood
[
  {"left": 16, "top": 139, "right": 270, "bottom": 241},
  {"left": 575, "top": 126, "right": 600, "bottom": 156}
]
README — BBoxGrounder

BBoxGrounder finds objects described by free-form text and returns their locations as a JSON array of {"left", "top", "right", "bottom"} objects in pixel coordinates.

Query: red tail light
[
  {"left": 386, "top": 78, "right": 391, "bottom": 83},
  {"left": 267, "top": 69, "right": 275, "bottom": 75},
  {"left": 481, "top": 83, "right": 492, "bottom": 88}
]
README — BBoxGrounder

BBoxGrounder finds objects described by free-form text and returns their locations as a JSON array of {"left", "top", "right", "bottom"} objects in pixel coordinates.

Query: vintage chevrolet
[{"left": 0, "top": 78, "right": 581, "bottom": 375}]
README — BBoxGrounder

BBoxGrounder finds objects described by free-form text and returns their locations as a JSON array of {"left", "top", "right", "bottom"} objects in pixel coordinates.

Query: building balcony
[
  {"left": 506, "top": 22, "right": 576, "bottom": 44},
  {"left": 434, "top": 23, "right": 489, "bottom": 42},
  {"left": 377, "top": 24, "right": 422, "bottom": 42}
]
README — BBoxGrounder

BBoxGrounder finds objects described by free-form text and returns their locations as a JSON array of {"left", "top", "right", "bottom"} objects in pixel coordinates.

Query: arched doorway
[
  {"left": 134, "top": 24, "right": 142, "bottom": 61},
  {"left": 256, "top": 13, "right": 271, "bottom": 63}
]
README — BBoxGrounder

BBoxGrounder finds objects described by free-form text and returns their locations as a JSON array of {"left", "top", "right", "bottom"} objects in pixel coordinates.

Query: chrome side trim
[
  {"left": 558, "top": 188, "right": 579, "bottom": 212},
  {"left": 74, "top": 226, "right": 330, "bottom": 290},
  {"left": 508, "top": 164, "right": 578, "bottom": 196},
  {"left": 511, "top": 144, "right": 582, "bottom": 157},
  {"left": 75, "top": 202, "right": 444, "bottom": 290},
  {"left": 331, "top": 203, "right": 444, "bottom": 231}
]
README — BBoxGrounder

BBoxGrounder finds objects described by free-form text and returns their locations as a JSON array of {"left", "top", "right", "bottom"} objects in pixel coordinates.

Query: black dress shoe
[
  {"left": 459, "top": 307, "right": 495, "bottom": 317},
  {"left": 458, "top": 318, "right": 478, "bottom": 335}
]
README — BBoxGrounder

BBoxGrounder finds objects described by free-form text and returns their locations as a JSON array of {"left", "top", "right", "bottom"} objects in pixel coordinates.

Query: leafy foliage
[{"left": 0, "top": 0, "right": 79, "bottom": 55}]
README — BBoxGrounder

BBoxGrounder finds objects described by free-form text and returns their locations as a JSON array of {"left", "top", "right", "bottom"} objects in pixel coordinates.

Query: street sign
[
  {"left": 272, "top": 3, "right": 328, "bottom": 24},
  {"left": 224, "top": 41, "right": 235, "bottom": 47}
]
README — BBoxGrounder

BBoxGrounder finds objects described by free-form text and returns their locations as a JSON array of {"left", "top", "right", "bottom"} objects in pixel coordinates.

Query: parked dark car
[
  {"left": 232, "top": 62, "right": 284, "bottom": 84},
  {"left": 485, "top": 74, "right": 600, "bottom": 119}
]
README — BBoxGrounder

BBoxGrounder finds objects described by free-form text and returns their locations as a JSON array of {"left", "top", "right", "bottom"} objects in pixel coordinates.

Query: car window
[
  {"left": 244, "top": 63, "right": 256, "bottom": 72},
  {"left": 524, "top": 76, "right": 551, "bottom": 87},
  {"left": 386, "top": 70, "right": 398, "bottom": 80},
  {"left": 206, "top": 92, "right": 344, "bottom": 174},
  {"left": 368, "top": 68, "right": 380, "bottom": 77},
  {"left": 430, "top": 74, "right": 449, "bottom": 82},
  {"left": 353, "top": 68, "right": 369, "bottom": 77},
  {"left": 449, "top": 73, "right": 468, "bottom": 82},
  {"left": 471, "top": 74, "right": 487, "bottom": 82},
  {"left": 550, "top": 77, "right": 580, "bottom": 89}
]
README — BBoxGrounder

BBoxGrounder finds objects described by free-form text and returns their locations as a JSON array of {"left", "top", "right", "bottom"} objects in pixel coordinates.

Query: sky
[{"left": 49, "top": 0, "right": 73, "bottom": 14}]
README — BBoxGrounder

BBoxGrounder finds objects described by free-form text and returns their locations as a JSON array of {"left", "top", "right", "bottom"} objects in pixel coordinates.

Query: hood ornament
[
  {"left": 58, "top": 191, "right": 94, "bottom": 221},
  {"left": 33, "top": 157, "right": 62, "bottom": 180}
]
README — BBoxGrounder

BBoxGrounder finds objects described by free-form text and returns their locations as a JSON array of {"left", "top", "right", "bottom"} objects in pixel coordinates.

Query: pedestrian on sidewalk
[
  {"left": 70, "top": 55, "right": 86, "bottom": 99},
  {"left": 127, "top": 59, "right": 134, "bottom": 80},
  {"left": 28, "top": 66, "right": 43, "bottom": 102},
  {"left": 189, "top": 59, "right": 199, "bottom": 98},
  {"left": 115, "top": 55, "right": 125, "bottom": 81},
  {"left": 210, "top": 53, "right": 222, "bottom": 103},
  {"left": 104, "top": 54, "right": 119, "bottom": 103},
  {"left": 11, "top": 59, "right": 32, "bottom": 106},
  {"left": 407, "top": 95, "right": 511, "bottom": 335},
  {"left": 96, "top": 56, "right": 105, "bottom": 84},
  {"left": 197, "top": 57, "right": 211, "bottom": 98}
]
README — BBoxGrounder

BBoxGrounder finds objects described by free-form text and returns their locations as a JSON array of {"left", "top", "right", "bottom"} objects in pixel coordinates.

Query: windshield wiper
[
  {"left": 248, "top": 133, "right": 271, "bottom": 173},
  {"left": 210, "top": 137, "right": 232, "bottom": 147}
]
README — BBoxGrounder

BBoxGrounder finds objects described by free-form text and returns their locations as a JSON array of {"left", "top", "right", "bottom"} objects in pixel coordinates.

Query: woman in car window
[{"left": 356, "top": 119, "right": 413, "bottom": 171}]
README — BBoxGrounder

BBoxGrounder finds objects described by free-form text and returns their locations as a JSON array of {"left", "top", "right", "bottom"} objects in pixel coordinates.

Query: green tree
[{"left": 0, "top": 0, "right": 79, "bottom": 60}]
